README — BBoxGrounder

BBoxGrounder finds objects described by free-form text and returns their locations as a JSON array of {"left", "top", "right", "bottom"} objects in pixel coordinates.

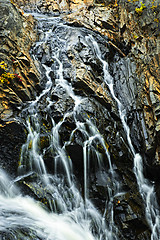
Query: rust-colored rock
[{"left": 0, "top": 0, "right": 40, "bottom": 121}]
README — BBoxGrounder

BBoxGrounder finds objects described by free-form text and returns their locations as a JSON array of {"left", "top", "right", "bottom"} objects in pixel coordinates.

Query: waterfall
[
  {"left": 0, "top": 13, "right": 122, "bottom": 240},
  {"left": 85, "top": 35, "right": 160, "bottom": 239},
  {"left": 0, "top": 11, "right": 159, "bottom": 240}
]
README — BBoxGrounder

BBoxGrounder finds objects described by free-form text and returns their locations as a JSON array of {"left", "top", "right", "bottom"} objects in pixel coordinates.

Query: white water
[
  {"left": 0, "top": 166, "right": 106, "bottom": 239},
  {"left": 0, "top": 194, "right": 94, "bottom": 240},
  {"left": 86, "top": 35, "right": 160, "bottom": 239},
  {"left": 0, "top": 14, "right": 122, "bottom": 240},
  {"left": 0, "top": 12, "right": 159, "bottom": 240},
  {"left": 134, "top": 155, "right": 160, "bottom": 240}
]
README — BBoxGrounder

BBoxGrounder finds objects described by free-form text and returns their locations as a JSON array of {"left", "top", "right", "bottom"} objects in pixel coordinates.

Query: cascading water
[
  {"left": 0, "top": 13, "right": 123, "bottom": 240},
  {"left": 0, "top": 10, "right": 159, "bottom": 240},
  {"left": 85, "top": 35, "right": 160, "bottom": 239}
]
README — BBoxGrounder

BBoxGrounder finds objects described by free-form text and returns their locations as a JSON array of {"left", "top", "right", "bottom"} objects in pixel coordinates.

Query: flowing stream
[{"left": 0, "top": 12, "right": 160, "bottom": 240}]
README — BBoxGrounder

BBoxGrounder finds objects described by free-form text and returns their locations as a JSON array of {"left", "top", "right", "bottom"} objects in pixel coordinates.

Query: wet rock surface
[
  {"left": 58, "top": 0, "right": 160, "bottom": 170},
  {"left": 0, "top": 0, "right": 160, "bottom": 239},
  {"left": 43, "top": 0, "right": 160, "bottom": 193},
  {"left": 16, "top": 15, "right": 151, "bottom": 239},
  {"left": 0, "top": 121, "right": 26, "bottom": 178}
]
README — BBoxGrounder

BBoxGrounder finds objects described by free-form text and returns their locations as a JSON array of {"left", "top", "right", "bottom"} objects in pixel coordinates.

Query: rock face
[
  {"left": 0, "top": 0, "right": 40, "bottom": 181},
  {"left": 0, "top": 0, "right": 160, "bottom": 239},
  {"left": 0, "top": 121, "right": 26, "bottom": 177},
  {"left": 53, "top": 0, "right": 160, "bottom": 173},
  {"left": 115, "top": 0, "right": 160, "bottom": 180},
  {"left": 0, "top": 0, "right": 40, "bottom": 121}
]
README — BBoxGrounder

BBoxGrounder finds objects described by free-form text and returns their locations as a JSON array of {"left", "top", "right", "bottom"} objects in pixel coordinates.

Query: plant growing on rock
[
  {"left": 135, "top": 2, "right": 146, "bottom": 14},
  {"left": 0, "top": 61, "right": 22, "bottom": 85}
]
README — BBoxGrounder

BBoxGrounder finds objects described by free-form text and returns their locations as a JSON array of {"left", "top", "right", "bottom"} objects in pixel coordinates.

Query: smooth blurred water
[
  {"left": 0, "top": 12, "right": 159, "bottom": 240},
  {"left": 0, "top": 14, "right": 121, "bottom": 240},
  {"left": 85, "top": 34, "right": 160, "bottom": 240}
]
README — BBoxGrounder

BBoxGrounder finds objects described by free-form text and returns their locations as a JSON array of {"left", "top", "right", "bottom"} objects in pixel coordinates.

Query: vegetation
[
  {"left": 127, "top": 0, "right": 160, "bottom": 15},
  {"left": 135, "top": 2, "right": 146, "bottom": 14},
  {"left": 0, "top": 61, "right": 22, "bottom": 85}
]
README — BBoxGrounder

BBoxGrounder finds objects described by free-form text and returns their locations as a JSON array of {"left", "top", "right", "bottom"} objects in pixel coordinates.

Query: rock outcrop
[
  {"left": 0, "top": 0, "right": 40, "bottom": 121},
  {"left": 0, "top": 0, "right": 40, "bottom": 179}
]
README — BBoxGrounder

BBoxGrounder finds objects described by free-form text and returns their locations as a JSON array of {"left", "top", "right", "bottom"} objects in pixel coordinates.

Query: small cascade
[
  {"left": 134, "top": 155, "right": 160, "bottom": 240},
  {"left": 0, "top": 193, "right": 95, "bottom": 240},
  {"left": 0, "top": 169, "right": 19, "bottom": 198},
  {"left": 86, "top": 35, "right": 160, "bottom": 239}
]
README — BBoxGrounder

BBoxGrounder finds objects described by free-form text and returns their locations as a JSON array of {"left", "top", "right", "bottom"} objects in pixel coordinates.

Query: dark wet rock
[
  {"left": 0, "top": 121, "right": 26, "bottom": 177},
  {"left": 66, "top": 144, "right": 84, "bottom": 176},
  {"left": 113, "top": 188, "right": 151, "bottom": 239},
  {"left": 114, "top": 206, "right": 151, "bottom": 239},
  {"left": 51, "top": 110, "right": 63, "bottom": 123}
]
